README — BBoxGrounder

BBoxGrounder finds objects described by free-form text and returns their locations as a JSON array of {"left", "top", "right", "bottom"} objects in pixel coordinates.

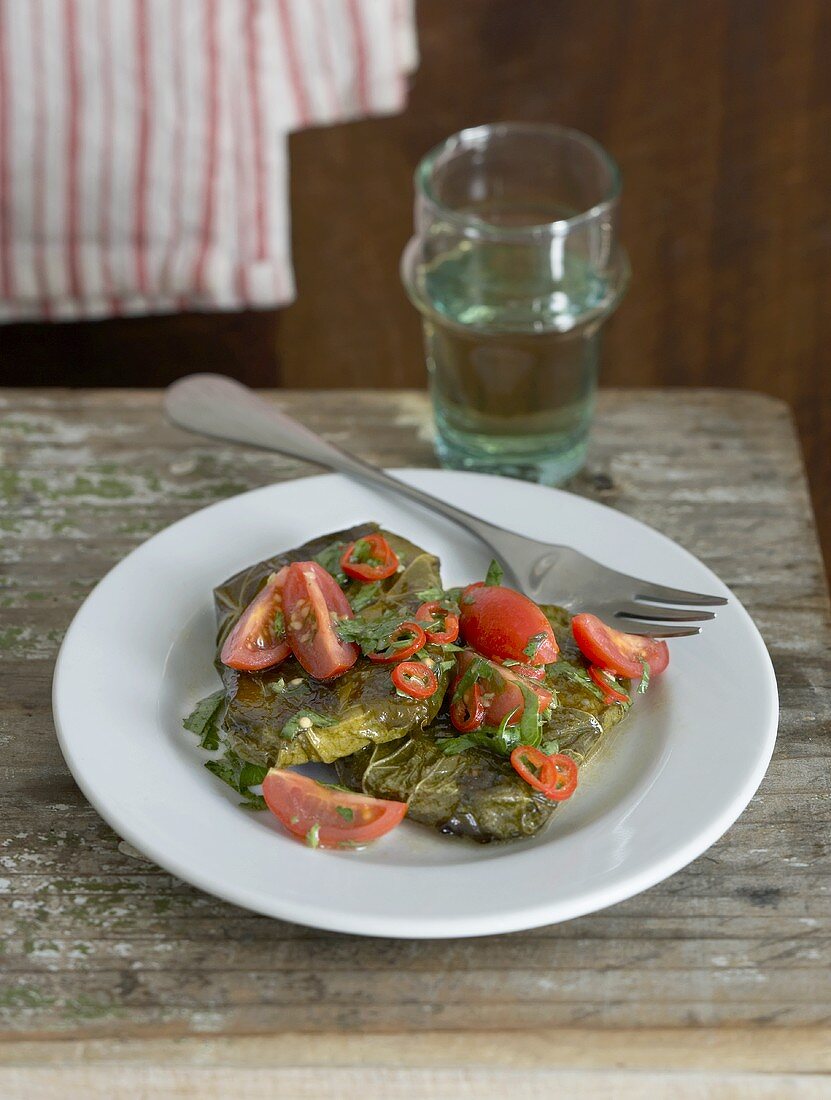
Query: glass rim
[{"left": 415, "top": 122, "right": 623, "bottom": 238}]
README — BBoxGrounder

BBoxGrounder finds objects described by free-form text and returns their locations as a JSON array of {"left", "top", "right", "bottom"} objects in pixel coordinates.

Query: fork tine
[
  {"left": 633, "top": 579, "right": 728, "bottom": 607},
  {"left": 613, "top": 618, "right": 702, "bottom": 638},
  {"left": 613, "top": 602, "right": 716, "bottom": 624}
]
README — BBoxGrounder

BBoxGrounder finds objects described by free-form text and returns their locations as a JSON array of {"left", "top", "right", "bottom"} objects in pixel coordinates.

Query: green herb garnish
[
  {"left": 205, "top": 749, "right": 267, "bottom": 810},
  {"left": 349, "top": 538, "right": 376, "bottom": 564},
  {"left": 516, "top": 682, "right": 542, "bottom": 747},
  {"left": 484, "top": 559, "right": 504, "bottom": 586},
  {"left": 349, "top": 581, "right": 383, "bottom": 612},
  {"left": 451, "top": 655, "right": 493, "bottom": 704},
  {"left": 337, "top": 609, "right": 414, "bottom": 655},
  {"left": 306, "top": 823, "right": 321, "bottom": 848},
  {"left": 183, "top": 689, "right": 226, "bottom": 751},
  {"left": 335, "top": 805, "right": 354, "bottom": 822},
  {"left": 638, "top": 658, "right": 650, "bottom": 694},
  {"left": 550, "top": 663, "right": 605, "bottom": 701},
  {"left": 272, "top": 609, "right": 285, "bottom": 636},
  {"left": 415, "top": 585, "right": 446, "bottom": 603},
  {"left": 314, "top": 541, "right": 348, "bottom": 586}
]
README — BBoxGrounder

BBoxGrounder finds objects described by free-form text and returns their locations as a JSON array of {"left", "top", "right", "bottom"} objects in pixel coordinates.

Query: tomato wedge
[
  {"left": 588, "top": 665, "right": 630, "bottom": 704},
  {"left": 572, "top": 613, "right": 669, "bottom": 678},
  {"left": 340, "top": 534, "right": 399, "bottom": 581},
  {"left": 392, "top": 661, "right": 438, "bottom": 699},
  {"left": 262, "top": 769, "right": 407, "bottom": 848},
  {"left": 510, "top": 746, "right": 578, "bottom": 802},
  {"left": 282, "top": 561, "right": 358, "bottom": 680},
  {"left": 459, "top": 584, "right": 559, "bottom": 665},
  {"left": 450, "top": 681, "right": 485, "bottom": 731},
  {"left": 220, "top": 566, "right": 291, "bottom": 671},
  {"left": 452, "top": 649, "right": 553, "bottom": 729},
  {"left": 367, "top": 621, "right": 426, "bottom": 663},
  {"left": 415, "top": 600, "right": 460, "bottom": 645}
]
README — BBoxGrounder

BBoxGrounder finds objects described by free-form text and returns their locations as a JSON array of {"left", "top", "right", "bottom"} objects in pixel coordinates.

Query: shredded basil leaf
[
  {"left": 484, "top": 559, "right": 504, "bottom": 586},
  {"left": 349, "top": 581, "right": 383, "bottom": 612},
  {"left": 441, "top": 723, "right": 522, "bottom": 758},
  {"left": 306, "top": 823, "right": 321, "bottom": 848},
  {"left": 638, "top": 658, "right": 651, "bottom": 694},
  {"left": 337, "top": 609, "right": 406, "bottom": 645},
  {"left": 204, "top": 749, "right": 267, "bottom": 810},
  {"left": 442, "top": 690, "right": 535, "bottom": 758},
  {"left": 517, "top": 682, "right": 542, "bottom": 747},
  {"left": 415, "top": 585, "right": 445, "bottom": 603},
  {"left": 349, "top": 538, "right": 379, "bottom": 565},
  {"left": 335, "top": 805, "right": 354, "bottom": 822},
  {"left": 272, "top": 609, "right": 285, "bottom": 636},
  {"left": 451, "top": 655, "right": 492, "bottom": 703},
  {"left": 550, "top": 663, "right": 605, "bottom": 701},
  {"left": 183, "top": 689, "right": 226, "bottom": 751},
  {"left": 313, "top": 541, "right": 348, "bottom": 586}
]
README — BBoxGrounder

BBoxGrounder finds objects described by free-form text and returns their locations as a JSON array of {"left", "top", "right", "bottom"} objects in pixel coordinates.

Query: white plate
[{"left": 53, "top": 470, "right": 777, "bottom": 938}]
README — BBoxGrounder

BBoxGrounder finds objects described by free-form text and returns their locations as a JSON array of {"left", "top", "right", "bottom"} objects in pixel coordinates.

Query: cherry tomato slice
[
  {"left": 367, "top": 621, "right": 426, "bottom": 663},
  {"left": 589, "top": 665, "right": 630, "bottom": 704},
  {"left": 450, "top": 681, "right": 485, "bottom": 732},
  {"left": 572, "top": 613, "right": 669, "bottom": 678},
  {"left": 453, "top": 650, "right": 554, "bottom": 728},
  {"left": 510, "top": 746, "right": 579, "bottom": 802},
  {"left": 391, "top": 660, "right": 438, "bottom": 699},
  {"left": 220, "top": 566, "right": 291, "bottom": 671},
  {"left": 282, "top": 561, "right": 358, "bottom": 680},
  {"left": 262, "top": 769, "right": 407, "bottom": 848},
  {"left": 459, "top": 584, "right": 559, "bottom": 665},
  {"left": 415, "top": 600, "right": 460, "bottom": 645},
  {"left": 340, "top": 534, "right": 399, "bottom": 582}
]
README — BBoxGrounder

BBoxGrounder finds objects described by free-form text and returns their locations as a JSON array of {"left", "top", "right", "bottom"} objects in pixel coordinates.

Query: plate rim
[{"left": 52, "top": 468, "right": 779, "bottom": 938}]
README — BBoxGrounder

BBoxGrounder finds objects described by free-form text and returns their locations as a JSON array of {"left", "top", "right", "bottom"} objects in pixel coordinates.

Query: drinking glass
[{"left": 401, "top": 123, "right": 629, "bottom": 484}]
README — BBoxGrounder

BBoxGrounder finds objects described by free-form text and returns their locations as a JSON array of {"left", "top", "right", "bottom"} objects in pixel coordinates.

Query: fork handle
[{"left": 164, "top": 374, "right": 519, "bottom": 573}]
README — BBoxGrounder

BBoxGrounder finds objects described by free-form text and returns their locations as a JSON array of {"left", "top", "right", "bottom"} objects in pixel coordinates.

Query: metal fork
[{"left": 164, "top": 374, "right": 726, "bottom": 636}]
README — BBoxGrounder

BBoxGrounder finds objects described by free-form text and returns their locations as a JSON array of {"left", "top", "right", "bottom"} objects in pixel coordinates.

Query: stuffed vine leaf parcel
[
  {"left": 185, "top": 523, "right": 671, "bottom": 849},
  {"left": 214, "top": 524, "right": 450, "bottom": 768}
]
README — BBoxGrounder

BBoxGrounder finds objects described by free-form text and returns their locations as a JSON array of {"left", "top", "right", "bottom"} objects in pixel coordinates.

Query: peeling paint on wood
[{"left": 0, "top": 388, "right": 830, "bottom": 1078}]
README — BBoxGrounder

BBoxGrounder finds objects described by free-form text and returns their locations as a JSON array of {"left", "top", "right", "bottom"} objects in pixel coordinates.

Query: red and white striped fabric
[{"left": 0, "top": 0, "right": 416, "bottom": 321}]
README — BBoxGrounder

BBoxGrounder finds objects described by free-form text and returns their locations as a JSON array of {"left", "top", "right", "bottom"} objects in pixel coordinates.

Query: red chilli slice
[{"left": 391, "top": 661, "right": 438, "bottom": 700}]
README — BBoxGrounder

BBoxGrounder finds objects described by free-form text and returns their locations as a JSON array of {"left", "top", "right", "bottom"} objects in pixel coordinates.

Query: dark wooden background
[{"left": 2, "top": 0, "right": 829, "bottom": 567}]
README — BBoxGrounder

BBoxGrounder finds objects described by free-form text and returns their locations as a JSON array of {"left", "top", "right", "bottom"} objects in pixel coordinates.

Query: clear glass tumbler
[{"left": 401, "top": 123, "right": 630, "bottom": 484}]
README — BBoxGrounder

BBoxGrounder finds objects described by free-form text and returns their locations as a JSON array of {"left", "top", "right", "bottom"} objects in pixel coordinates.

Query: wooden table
[{"left": 1, "top": 388, "right": 829, "bottom": 1097}]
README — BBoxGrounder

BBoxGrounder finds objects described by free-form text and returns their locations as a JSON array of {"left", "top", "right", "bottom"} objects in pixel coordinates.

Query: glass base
[{"left": 433, "top": 431, "right": 588, "bottom": 487}]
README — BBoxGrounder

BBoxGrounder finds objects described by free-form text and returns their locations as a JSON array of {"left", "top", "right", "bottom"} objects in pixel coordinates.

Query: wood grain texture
[
  {"left": 0, "top": 0, "right": 829, "bottom": 571},
  {"left": 0, "top": 388, "right": 829, "bottom": 1088}
]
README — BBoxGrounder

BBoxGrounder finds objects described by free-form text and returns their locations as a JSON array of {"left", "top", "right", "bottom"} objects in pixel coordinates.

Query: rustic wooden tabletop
[{"left": 1, "top": 388, "right": 829, "bottom": 1098}]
